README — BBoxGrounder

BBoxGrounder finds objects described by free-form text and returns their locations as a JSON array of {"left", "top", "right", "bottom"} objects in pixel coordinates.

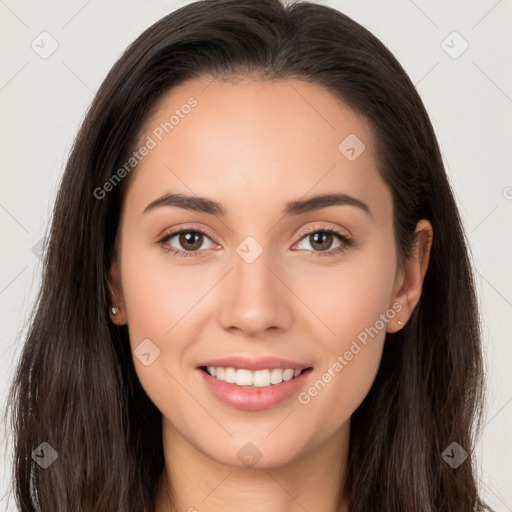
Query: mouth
[
  {"left": 196, "top": 364, "right": 314, "bottom": 411},
  {"left": 198, "top": 365, "right": 313, "bottom": 387}
]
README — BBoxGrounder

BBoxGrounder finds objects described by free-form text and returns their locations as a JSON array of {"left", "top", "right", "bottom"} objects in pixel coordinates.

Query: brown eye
[
  {"left": 296, "top": 229, "right": 344, "bottom": 253},
  {"left": 294, "top": 226, "right": 353, "bottom": 258},
  {"left": 308, "top": 231, "right": 335, "bottom": 251},
  {"left": 178, "top": 231, "right": 204, "bottom": 251},
  {"left": 159, "top": 228, "right": 217, "bottom": 257}
]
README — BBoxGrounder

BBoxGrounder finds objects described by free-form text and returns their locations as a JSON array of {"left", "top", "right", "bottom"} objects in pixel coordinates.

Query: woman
[{"left": 6, "top": 0, "right": 492, "bottom": 510}]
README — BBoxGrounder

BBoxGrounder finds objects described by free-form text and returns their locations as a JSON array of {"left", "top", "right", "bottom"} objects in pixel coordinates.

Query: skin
[{"left": 108, "top": 76, "right": 433, "bottom": 512}]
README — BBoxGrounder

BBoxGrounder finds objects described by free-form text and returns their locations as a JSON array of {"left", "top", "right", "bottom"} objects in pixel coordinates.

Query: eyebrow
[{"left": 143, "top": 192, "right": 371, "bottom": 217}]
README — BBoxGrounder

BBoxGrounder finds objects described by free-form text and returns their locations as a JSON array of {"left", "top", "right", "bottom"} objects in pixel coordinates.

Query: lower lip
[{"left": 197, "top": 368, "right": 313, "bottom": 411}]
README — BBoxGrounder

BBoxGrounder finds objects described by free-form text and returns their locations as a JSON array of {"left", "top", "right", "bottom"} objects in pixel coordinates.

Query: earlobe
[
  {"left": 107, "top": 262, "right": 128, "bottom": 325},
  {"left": 387, "top": 219, "right": 433, "bottom": 333}
]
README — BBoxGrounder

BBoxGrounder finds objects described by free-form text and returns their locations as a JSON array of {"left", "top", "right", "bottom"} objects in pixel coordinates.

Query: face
[{"left": 110, "top": 76, "right": 415, "bottom": 468}]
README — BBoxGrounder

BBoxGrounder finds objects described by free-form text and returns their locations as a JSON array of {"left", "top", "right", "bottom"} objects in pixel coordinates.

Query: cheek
[
  {"left": 294, "top": 244, "right": 396, "bottom": 425},
  {"left": 120, "top": 243, "right": 211, "bottom": 344},
  {"left": 297, "top": 241, "right": 397, "bottom": 350},
  {"left": 119, "top": 245, "right": 208, "bottom": 415}
]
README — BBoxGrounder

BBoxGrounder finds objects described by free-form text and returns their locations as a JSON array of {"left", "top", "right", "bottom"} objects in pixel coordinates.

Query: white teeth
[
  {"left": 224, "top": 367, "right": 236, "bottom": 384},
  {"left": 270, "top": 368, "right": 283, "bottom": 384},
  {"left": 283, "top": 369, "right": 294, "bottom": 381},
  {"left": 205, "top": 366, "right": 305, "bottom": 387},
  {"left": 253, "top": 370, "right": 271, "bottom": 387},
  {"left": 235, "top": 369, "right": 253, "bottom": 386}
]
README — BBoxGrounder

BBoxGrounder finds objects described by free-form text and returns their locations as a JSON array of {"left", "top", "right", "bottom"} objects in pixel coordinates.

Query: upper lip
[{"left": 197, "top": 355, "right": 312, "bottom": 371}]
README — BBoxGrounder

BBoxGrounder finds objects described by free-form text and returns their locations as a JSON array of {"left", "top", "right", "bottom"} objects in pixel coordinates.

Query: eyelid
[
  {"left": 157, "top": 223, "right": 220, "bottom": 244},
  {"left": 294, "top": 222, "right": 351, "bottom": 242}
]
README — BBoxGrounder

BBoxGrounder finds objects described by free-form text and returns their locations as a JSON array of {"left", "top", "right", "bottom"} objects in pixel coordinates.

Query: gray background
[{"left": 1, "top": 0, "right": 511, "bottom": 510}]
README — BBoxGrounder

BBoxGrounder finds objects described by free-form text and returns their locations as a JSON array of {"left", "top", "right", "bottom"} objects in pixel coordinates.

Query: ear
[
  {"left": 387, "top": 219, "right": 433, "bottom": 333},
  {"left": 107, "top": 260, "right": 128, "bottom": 325}
]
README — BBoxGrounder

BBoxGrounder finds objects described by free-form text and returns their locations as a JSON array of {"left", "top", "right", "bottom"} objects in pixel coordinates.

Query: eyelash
[{"left": 157, "top": 224, "right": 353, "bottom": 259}]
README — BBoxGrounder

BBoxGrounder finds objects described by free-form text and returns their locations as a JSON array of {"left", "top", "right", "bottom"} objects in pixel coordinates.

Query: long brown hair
[{"left": 5, "top": 0, "right": 492, "bottom": 510}]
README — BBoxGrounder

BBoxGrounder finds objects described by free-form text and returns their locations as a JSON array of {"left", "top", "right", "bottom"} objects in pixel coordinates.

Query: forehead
[{"left": 124, "top": 76, "right": 390, "bottom": 220}]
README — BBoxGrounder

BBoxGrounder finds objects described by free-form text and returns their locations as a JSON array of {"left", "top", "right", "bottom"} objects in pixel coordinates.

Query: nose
[{"left": 217, "top": 247, "right": 293, "bottom": 337}]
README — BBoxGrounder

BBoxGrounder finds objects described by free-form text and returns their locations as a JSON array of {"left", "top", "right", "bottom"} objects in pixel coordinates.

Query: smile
[
  {"left": 197, "top": 365, "right": 313, "bottom": 411},
  {"left": 201, "top": 366, "right": 306, "bottom": 387}
]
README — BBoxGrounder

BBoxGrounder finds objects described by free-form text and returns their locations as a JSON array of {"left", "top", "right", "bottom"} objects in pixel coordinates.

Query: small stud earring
[
  {"left": 397, "top": 320, "right": 405, "bottom": 326},
  {"left": 111, "top": 307, "right": 119, "bottom": 316}
]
